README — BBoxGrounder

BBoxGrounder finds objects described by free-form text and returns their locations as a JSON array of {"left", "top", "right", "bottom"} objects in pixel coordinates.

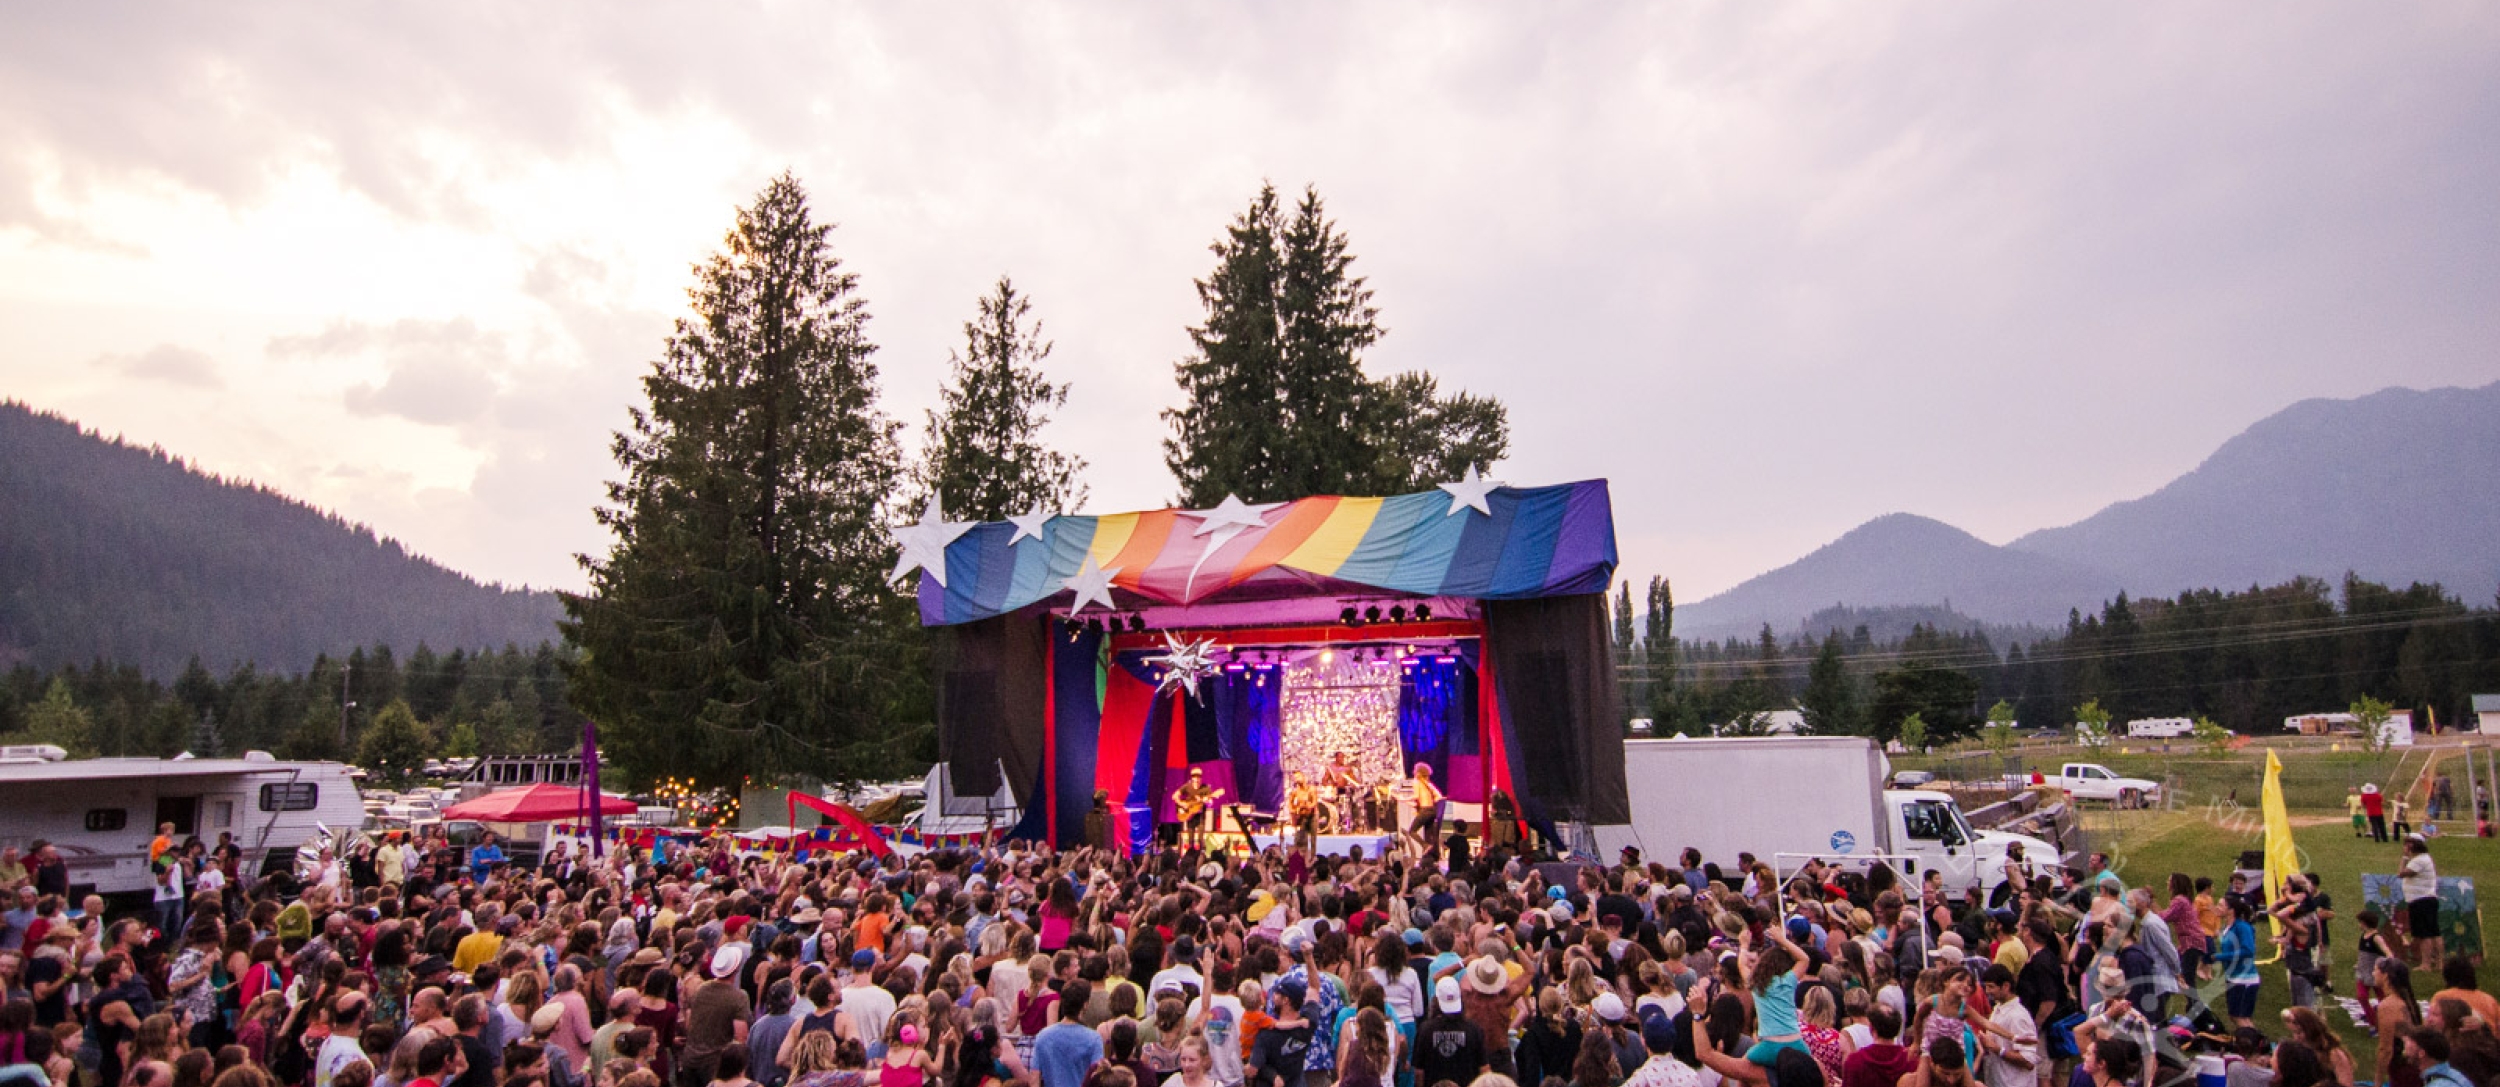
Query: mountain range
[
  {"left": 0, "top": 400, "right": 565, "bottom": 677},
  {"left": 1679, "top": 381, "right": 2500, "bottom": 643}
]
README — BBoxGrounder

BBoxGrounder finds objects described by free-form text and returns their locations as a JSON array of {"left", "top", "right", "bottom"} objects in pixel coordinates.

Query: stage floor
[{"left": 1247, "top": 831, "right": 1398, "bottom": 858}]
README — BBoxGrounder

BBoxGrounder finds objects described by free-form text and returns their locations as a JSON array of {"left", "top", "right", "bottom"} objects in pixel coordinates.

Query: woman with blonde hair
[{"left": 1801, "top": 984, "right": 1857, "bottom": 1085}]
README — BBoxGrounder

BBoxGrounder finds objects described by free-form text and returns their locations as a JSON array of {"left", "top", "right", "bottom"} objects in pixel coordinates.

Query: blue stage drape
[
  {"left": 1397, "top": 650, "right": 1477, "bottom": 783},
  {"left": 1215, "top": 667, "right": 1284, "bottom": 812}
]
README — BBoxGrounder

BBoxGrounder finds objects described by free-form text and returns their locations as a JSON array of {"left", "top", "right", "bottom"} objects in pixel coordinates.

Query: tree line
[
  {"left": 0, "top": 642, "right": 581, "bottom": 774},
  {"left": 562, "top": 174, "right": 1508, "bottom": 790},
  {"left": 1611, "top": 573, "right": 2500, "bottom": 745}
]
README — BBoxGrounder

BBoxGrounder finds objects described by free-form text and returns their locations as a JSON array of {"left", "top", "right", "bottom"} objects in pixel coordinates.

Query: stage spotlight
[
  {"left": 1341, "top": 606, "right": 1361, "bottom": 626},
  {"left": 1127, "top": 614, "right": 1147, "bottom": 633},
  {"left": 1364, "top": 604, "right": 1383, "bottom": 623},
  {"left": 1415, "top": 603, "right": 1431, "bottom": 621},
  {"left": 1388, "top": 604, "right": 1407, "bottom": 622},
  {"left": 1085, "top": 617, "right": 1104, "bottom": 634}
]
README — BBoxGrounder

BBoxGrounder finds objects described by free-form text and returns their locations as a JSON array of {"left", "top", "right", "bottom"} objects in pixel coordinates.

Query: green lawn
[{"left": 1906, "top": 739, "right": 2500, "bottom": 1056}]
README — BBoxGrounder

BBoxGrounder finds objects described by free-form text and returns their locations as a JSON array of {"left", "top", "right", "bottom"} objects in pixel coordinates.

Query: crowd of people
[{"left": 0, "top": 818, "right": 2493, "bottom": 1087}]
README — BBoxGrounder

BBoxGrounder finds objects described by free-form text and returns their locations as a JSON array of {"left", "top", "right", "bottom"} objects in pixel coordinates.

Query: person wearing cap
[
  {"left": 840, "top": 949, "right": 896, "bottom": 1059},
  {"left": 1246, "top": 977, "right": 1316, "bottom": 1087},
  {"left": 1625, "top": 1011, "right": 1701, "bottom": 1087},
  {"left": 1412, "top": 976, "right": 1486, "bottom": 1087},
  {"left": 2364, "top": 783, "right": 2390, "bottom": 842},
  {"left": 1595, "top": 991, "right": 1648, "bottom": 1076},
  {"left": 682, "top": 943, "right": 754, "bottom": 1087}
]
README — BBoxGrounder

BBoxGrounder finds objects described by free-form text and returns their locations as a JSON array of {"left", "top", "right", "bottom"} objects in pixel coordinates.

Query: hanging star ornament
[
  {"left": 1437, "top": 465, "right": 1502, "bottom": 517},
  {"left": 1145, "top": 632, "right": 1221, "bottom": 700},
  {"left": 1006, "top": 505, "right": 1055, "bottom": 546},
  {"left": 889, "top": 498, "right": 976, "bottom": 587},
  {"left": 1062, "top": 554, "right": 1121, "bottom": 616}
]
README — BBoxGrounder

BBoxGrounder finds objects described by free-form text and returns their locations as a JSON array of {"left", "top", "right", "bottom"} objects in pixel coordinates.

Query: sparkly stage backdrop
[{"left": 1280, "top": 654, "right": 1403, "bottom": 786}]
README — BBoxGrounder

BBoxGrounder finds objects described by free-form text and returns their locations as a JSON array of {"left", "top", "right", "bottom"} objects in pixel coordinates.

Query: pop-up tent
[{"left": 444, "top": 784, "right": 638, "bottom": 823}]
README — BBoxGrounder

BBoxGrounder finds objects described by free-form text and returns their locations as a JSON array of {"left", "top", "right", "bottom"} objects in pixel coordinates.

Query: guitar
[{"left": 1176, "top": 786, "right": 1225, "bottom": 823}]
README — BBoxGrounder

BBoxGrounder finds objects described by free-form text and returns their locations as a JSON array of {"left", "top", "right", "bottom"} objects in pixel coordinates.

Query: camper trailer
[{"left": 0, "top": 747, "right": 364, "bottom": 896}]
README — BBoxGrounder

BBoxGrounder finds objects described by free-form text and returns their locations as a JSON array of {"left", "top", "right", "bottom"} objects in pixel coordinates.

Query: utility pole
[{"left": 338, "top": 661, "right": 353, "bottom": 745}]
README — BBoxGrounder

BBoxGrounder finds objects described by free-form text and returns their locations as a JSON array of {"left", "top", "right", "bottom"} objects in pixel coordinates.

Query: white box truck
[{"left": 1589, "top": 736, "right": 2059, "bottom": 896}]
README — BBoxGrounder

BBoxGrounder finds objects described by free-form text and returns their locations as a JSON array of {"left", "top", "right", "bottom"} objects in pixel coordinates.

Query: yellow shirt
[
  {"left": 1994, "top": 939, "right": 2030, "bottom": 973},
  {"left": 453, "top": 931, "right": 504, "bottom": 975}
]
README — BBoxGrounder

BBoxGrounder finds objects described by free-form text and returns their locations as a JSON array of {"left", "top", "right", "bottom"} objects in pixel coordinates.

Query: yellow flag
[{"left": 2258, "top": 748, "right": 2300, "bottom": 963}]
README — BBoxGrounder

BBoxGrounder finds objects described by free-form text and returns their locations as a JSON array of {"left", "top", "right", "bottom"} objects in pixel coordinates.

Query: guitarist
[
  {"left": 1172, "top": 767, "right": 1224, "bottom": 851},
  {"left": 1286, "top": 771, "right": 1324, "bottom": 853}
]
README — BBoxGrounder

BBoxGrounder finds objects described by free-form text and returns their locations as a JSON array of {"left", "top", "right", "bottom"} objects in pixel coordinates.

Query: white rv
[
  {"left": 2125, "top": 717, "right": 2196, "bottom": 739},
  {"left": 0, "top": 747, "right": 363, "bottom": 896}
]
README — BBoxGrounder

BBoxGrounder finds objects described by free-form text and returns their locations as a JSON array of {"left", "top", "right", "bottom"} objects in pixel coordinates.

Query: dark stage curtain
[
  {"left": 933, "top": 613, "right": 1050, "bottom": 807},
  {"left": 1485, "top": 593, "right": 1630, "bottom": 823},
  {"left": 1048, "top": 621, "right": 1107, "bottom": 847}
]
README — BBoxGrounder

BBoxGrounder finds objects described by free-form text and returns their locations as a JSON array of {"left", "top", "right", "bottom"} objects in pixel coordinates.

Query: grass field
[{"left": 1901, "top": 738, "right": 2500, "bottom": 1056}]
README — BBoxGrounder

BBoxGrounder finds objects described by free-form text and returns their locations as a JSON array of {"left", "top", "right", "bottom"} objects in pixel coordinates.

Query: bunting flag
[
  {"left": 786, "top": 793, "right": 893, "bottom": 857},
  {"left": 916, "top": 480, "right": 1618, "bottom": 626},
  {"left": 2258, "top": 748, "right": 2300, "bottom": 963}
]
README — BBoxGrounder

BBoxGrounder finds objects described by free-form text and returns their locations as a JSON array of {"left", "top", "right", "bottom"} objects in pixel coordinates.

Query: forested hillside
[
  {"left": 0, "top": 642, "right": 581, "bottom": 764},
  {"left": 0, "top": 401, "right": 563, "bottom": 676},
  {"left": 1619, "top": 574, "right": 2500, "bottom": 742}
]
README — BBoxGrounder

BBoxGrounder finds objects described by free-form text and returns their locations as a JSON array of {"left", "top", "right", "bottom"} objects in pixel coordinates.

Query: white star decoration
[
  {"left": 889, "top": 498, "right": 975, "bottom": 587},
  {"left": 1006, "top": 505, "right": 1054, "bottom": 546},
  {"left": 1438, "top": 465, "right": 1502, "bottom": 517},
  {"left": 1062, "top": 554, "right": 1121, "bottom": 616},
  {"left": 1188, "top": 494, "right": 1272, "bottom": 539},
  {"left": 1145, "top": 632, "right": 1222, "bottom": 700}
]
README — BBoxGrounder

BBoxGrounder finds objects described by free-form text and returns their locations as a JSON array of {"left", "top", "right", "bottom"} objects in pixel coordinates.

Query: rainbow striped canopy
[{"left": 915, "top": 479, "right": 1616, "bottom": 626}]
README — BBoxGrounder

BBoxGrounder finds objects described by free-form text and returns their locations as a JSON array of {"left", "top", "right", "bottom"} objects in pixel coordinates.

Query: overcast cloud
[{"left": 3, "top": 4, "right": 2496, "bottom": 597}]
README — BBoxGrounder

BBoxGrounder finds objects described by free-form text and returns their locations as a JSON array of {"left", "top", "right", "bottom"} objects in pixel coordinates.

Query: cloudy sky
[{"left": 5, "top": 5, "right": 2497, "bottom": 600}]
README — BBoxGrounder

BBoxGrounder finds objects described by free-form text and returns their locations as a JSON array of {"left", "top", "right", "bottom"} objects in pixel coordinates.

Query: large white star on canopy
[
  {"left": 889, "top": 498, "right": 975, "bottom": 587},
  {"left": 1438, "top": 465, "right": 1502, "bottom": 517},
  {"left": 1062, "top": 554, "right": 1121, "bottom": 616},
  {"left": 1006, "top": 505, "right": 1054, "bottom": 546},
  {"left": 1188, "top": 494, "right": 1273, "bottom": 537}
]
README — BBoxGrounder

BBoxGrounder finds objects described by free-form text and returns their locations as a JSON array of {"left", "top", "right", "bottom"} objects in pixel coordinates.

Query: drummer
[{"left": 1323, "top": 750, "right": 1363, "bottom": 830}]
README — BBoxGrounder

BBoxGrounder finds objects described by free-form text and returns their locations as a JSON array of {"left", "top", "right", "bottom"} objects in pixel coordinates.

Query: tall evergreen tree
[
  {"left": 1164, "top": 183, "right": 1507, "bottom": 505},
  {"left": 563, "top": 173, "right": 923, "bottom": 790},
  {"left": 1799, "top": 632, "right": 1860, "bottom": 735},
  {"left": 914, "top": 276, "right": 1087, "bottom": 520},
  {"left": 1644, "top": 577, "right": 1677, "bottom": 720}
]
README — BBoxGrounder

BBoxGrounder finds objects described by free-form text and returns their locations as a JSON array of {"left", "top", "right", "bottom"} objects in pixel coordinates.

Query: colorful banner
[{"left": 918, "top": 480, "right": 1618, "bottom": 626}]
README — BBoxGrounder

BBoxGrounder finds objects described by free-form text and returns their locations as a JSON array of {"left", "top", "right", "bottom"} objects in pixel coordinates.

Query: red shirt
[{"left": 2363, "top": 792, "right": 2386, "bottom": 817}]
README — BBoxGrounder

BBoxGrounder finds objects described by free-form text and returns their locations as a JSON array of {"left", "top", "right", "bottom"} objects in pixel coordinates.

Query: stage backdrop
[{"left": 923, "top": 481, "right": 1627, "bottom": 850}]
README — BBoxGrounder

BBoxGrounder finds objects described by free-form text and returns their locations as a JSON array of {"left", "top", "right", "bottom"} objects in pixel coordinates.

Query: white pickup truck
[{"left": 2055, "top": 762, "right": 2162, "bottom": 808}]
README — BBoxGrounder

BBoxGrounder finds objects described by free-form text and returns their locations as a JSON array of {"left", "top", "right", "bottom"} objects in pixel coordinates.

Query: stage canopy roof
[{"left": 903, "top": 479, "right": 1617, "bottom": 627}]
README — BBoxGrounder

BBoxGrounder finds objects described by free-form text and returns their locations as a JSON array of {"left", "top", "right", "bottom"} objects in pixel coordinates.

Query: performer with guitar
[
  {"left": 1286, "top": 771, "right": 1323, "bottom": 853},
  {"left": 1172, "top": 767, "right": 1223, "bottom": 850}
]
